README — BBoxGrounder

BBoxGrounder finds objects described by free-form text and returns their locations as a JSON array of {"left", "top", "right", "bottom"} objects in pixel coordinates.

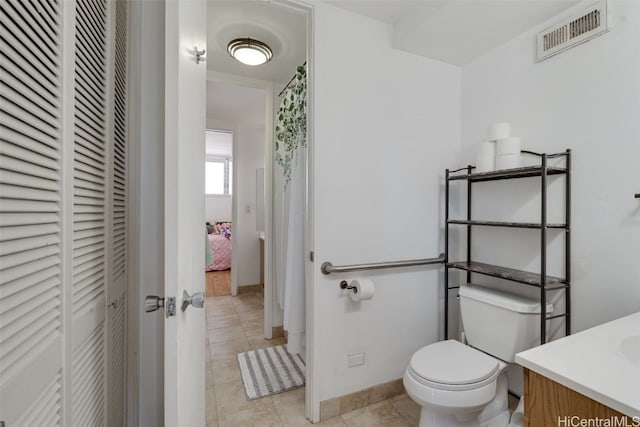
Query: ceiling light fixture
[{"left": 227, "top": 38, "right": 273, "bottom": 66}]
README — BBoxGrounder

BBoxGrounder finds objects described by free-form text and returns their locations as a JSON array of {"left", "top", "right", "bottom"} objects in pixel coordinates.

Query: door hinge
[{"left": 310, "top": 251, "right": 314, "bottom": 262}]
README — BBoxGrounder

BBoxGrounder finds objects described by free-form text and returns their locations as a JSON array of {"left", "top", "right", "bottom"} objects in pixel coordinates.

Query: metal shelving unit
[{"left": 444, "top": 149, "right": 571, "bottom": 345}]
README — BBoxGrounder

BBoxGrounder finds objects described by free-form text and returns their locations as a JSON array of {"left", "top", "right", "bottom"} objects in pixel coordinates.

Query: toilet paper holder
[{"left": 340, "top": 280, "right": 358, "bottom": 293}]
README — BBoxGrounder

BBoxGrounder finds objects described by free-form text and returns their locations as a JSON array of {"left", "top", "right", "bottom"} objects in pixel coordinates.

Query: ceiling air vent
[{"left": 536, "top": 0, "right": 609, "bottom": 62}]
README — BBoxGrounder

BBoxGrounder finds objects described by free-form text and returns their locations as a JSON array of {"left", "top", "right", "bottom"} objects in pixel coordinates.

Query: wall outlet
[{"left": 347, "top": 352, "right": 365, "bottom": 368}]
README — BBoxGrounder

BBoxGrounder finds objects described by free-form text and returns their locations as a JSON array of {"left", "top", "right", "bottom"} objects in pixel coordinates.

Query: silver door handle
[
  {"left": 145, "top": 295, "right": 164, "bottom": 312},
  {"left": 181, "top": 290, "right": 205, "bottom": 312},
  {"left": 145, "top": 295, "right": 176, "bottom": 317}
]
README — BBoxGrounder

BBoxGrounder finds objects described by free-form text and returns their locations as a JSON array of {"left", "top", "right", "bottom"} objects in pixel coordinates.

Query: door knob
[
  {"left": 145, "top": 295, "right": 164, "bottom": 312},
  {"left": 181, "top": 290, "right": 205, "bottom": 312},
  {"left": 145, "top": 295, "right": 176, "bottom": 317}
]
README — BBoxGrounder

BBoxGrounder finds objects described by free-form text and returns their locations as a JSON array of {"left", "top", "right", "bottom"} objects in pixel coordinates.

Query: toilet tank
[{"left": 459, "top": 284, "right": 554, "bottom": 363}]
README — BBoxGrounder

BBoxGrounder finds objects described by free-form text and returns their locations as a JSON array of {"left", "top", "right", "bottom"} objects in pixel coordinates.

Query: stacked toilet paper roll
[
  {"left": 477, "top": 123, "right": 523, "bottom": 171},
  {"left": 488, "top": 123, "right": 511, "bottom": 141},
  {"left": 348, "top": 278, "right": 375, "bottom": 302},
  {"left": 475, "top": 141, "right": 496, "bottom": 172},
  {"left": 496, "top": 137, "right": 521, "bottom": 169}
]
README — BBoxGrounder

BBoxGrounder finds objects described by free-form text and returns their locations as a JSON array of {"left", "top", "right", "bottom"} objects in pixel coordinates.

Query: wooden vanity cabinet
[{"left": 523, "top": 369, "right": 635, "bottom": 426}]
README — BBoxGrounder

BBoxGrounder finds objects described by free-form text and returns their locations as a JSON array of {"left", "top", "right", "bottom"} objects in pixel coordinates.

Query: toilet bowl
[
  {"left": 404, "top": 284, "right": 552, "bottom": 427},
  {"left": 403, "top": 340, "right": 510, "bottom": 427}
]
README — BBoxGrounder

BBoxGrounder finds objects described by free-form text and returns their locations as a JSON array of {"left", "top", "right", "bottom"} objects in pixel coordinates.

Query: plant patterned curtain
[
  {"left": 275, "top": 64, "right": 307, "bottom": 184},
  {"left": 274, "top": 64, "right": 306, "bottom": 354}
]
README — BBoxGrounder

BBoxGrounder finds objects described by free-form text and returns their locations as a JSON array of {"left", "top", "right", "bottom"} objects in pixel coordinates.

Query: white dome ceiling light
[{"left": 227, "top": 38, "right": 273, "bottom": 66}]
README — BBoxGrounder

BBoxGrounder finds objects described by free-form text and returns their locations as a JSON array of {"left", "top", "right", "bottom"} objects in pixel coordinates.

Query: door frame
[
  {"left": 207, "top": 0, "right": 317, "bottom": 419},
  {"left": 265, "top": 0, "right": 317, "bottom": 420},
  {"left": 208, "top": 0, "right": 317, "bottom": 419},
  {"left": 127, "top": 0, "right": 318, "bottom": 423}
]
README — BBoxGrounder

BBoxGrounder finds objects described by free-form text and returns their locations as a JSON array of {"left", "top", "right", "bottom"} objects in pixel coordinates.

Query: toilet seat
[{"left": 408, "top": 340, "right": 501, "bottom": 391}]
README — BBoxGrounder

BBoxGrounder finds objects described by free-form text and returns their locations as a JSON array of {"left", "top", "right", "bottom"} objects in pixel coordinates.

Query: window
[{"left": 206, "top": 156, "right": 232, "bottom": 195}]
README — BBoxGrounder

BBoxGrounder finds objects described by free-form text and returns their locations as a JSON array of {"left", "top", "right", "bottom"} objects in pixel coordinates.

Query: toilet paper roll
[
  {"left": 488, "top": 123, "right": 511, "bottom": 141},
  {"left": 349, "top": 278, "right": 375, "bottom": 302},
  {"left": 496, "top": 137, "right": 521, "bottom": 155},
  {"left": 475, "top": 141, "right": 496, "bottom": 172},
  {"left": 496, "top": 153, "right": 521, "bottom": 170}
]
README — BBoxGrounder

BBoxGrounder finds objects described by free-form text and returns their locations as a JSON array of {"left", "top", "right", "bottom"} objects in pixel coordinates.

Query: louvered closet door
[
  {"left": 0, "top": 0, "right": 64, "bottom": 425},
  {"left": 72, "top": 0, "right": 110, "bottom": 425},
  {"left": 106, "top": 0, "right": 128, "bottom": 425},
  {"left": 1, "top": 0, "right": 126, "bottom": 425}
]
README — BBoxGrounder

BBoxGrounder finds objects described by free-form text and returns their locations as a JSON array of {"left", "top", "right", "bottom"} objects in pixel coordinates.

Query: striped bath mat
[{"left": 237, "top": 345, "right": 305, "bottom": 400}]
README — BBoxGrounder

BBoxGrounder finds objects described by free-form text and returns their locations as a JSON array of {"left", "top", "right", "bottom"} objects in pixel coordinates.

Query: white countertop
[{"left": 516, "top": 311, "right": 640, "bottom": 417}]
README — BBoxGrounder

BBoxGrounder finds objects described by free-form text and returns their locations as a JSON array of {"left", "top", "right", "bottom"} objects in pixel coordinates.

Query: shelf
[
  {"left": 448, "top": 165, "right": 567, "bottom": 183},
  {"left": 447, "top": 261, "right": 564, "bottom": 288},
  {"left": 447, "top": 220, "right": 567, "bottom": 229}
]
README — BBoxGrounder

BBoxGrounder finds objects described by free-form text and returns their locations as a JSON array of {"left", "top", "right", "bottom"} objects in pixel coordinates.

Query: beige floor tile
[
  {"left": 238, "top": 309, "right": 264, "bottom": 324},
  {"left": 232, "top": 292, "right": 263, "bottom": 304},
  {"left": 233, "top": 299, "right": 264, "bottom": 313},
  {"left": 206, "top": 299, "right": 233, "bottom": 316},
  {"left": 206, "top": 362, "right": 218, "bottom": 426},
  {"left": 248, "top": 336, "right": 287, "bottom": 350},
  {"left": 218, "top": 401, "right": 283, "bottom": 427},
  {"left": 210, "top": 337, "right": 251, "bottom": 361},
  {"left": 272, "top": 387, "right": 308, "bottom": 426},
  {"left": 206, "top": 295, "right": 233, "bottom": 306},
  {"left": 230, "top": 293, "right": 256, "bottom": 302},
  {"left": 207, "top": 313, "right": 240, "bottom": 330},
  {"left": 341, "top": 402, "right": 412, "bottom": 427},
  {"left": 207, "top": 303, "right": 237, "bottom": 319},
  {"left": 209, "top": 325, "right": 247, "bottom": 344},
  {"left": 206, "top": 412, "right": 219, "bottom": 427},
  {"left": 241, "top": 319, "right": 265, "bottom": 338},
  {"left": 214, "top": 378, "right": 276, "bottom": 418},
  {"left": 211, "top": 358, "right": 242, "bottom": 386},
  {"left": 340, "top": 401, "right": 386, "bottom": 420},
  {"left": 389, "top": 395, "right": 420, "bottom": 427},
  {"left": 317, "top": 417, "right": 348, "bottom": 426}
]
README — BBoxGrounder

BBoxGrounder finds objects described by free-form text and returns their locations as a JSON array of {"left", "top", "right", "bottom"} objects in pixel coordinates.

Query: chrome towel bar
[{"left": 321, "top": 254, "right": 445, "bottom": 275}]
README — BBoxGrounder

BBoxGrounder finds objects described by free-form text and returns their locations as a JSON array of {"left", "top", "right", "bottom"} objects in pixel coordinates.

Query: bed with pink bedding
[{"left": 205, "top": 222, "right": 232, "bottom": 271}]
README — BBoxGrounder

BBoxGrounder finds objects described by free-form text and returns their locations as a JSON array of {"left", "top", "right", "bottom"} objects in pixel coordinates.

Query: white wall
[
  {"left": 461, "top": 0, "right": 640, "bottom": 341},
  {"left": 205, "top": 196, "right": 231, "bottom": 223},
  {"left": 312, "top": 3, "right": 462, "bottom": 401}
]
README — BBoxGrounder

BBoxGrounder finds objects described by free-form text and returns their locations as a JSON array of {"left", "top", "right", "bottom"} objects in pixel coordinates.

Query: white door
[{"left": 163, "top": 0, "right": 207, "bottom": 425}]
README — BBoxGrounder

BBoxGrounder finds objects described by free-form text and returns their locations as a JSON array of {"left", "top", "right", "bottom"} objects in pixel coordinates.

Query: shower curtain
[{"left": 274, "top": 64, "right": 307, "bottom": 354}]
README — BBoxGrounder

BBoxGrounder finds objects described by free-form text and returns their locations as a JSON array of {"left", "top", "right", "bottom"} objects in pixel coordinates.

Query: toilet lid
[{"left": 410, "top": 340, "right": 499, "bottom": 385}]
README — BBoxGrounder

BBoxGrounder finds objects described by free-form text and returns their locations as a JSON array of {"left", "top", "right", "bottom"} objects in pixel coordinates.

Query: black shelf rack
[{"left": 444, "top": 149, "right": 571, "bottom": 345}]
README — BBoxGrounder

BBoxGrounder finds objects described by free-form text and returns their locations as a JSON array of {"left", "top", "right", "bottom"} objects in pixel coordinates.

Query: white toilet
[{"left": 403, "top": 283, "right": 553, "bottom": 427}]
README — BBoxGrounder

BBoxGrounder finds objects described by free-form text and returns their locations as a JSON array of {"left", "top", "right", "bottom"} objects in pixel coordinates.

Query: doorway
[
  {"left": 204, "top": 0, "right": 312, "bottom": 423},
  {"left": 204, "top": 129, "right": 234, "bottom": 297}
]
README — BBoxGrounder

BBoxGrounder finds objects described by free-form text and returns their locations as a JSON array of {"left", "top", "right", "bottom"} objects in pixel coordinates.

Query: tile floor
[{"left": 205, "top": 291, "right": 421, "bottom": 426}]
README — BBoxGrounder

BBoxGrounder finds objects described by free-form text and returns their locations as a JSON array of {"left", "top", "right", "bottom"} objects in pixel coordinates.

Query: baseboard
[
  {"left": 272, "top": 326, "right": 284, "bottom": 338},
  {"left": 237, "top": 284, "right": 263, "bottom": 295},
  {"left": 318, "top": 379, "right": 405, "bottom": 421}
]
